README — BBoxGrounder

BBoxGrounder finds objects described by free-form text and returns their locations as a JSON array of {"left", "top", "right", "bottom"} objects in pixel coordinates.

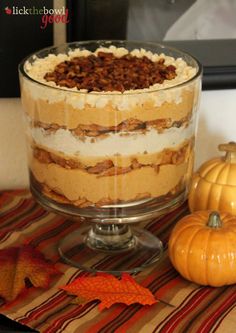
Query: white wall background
[{"left": 0, "top": 89, "right": 236, "bottom": 190}]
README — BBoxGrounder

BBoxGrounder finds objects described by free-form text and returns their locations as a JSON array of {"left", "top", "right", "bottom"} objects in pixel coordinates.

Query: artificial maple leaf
[
  {"left": 61, "top": 273, "right": 157, "bottom": 311},
  {"left": 0, "top": 245, "right": 59, "bottom": 301}
]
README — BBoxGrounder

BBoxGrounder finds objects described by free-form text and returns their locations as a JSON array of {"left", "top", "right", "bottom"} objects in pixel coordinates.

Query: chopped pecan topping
[{"left": 44, "top": 52, "right": 177, "bottom": 92}]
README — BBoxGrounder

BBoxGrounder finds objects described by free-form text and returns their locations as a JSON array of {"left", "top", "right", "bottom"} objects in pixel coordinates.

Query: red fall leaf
[
  {"left": 61, "top": 273, "right": 157, "bottom": 310},
  {"left": 0, "top": 245, "right": 59, "bottom": 301}
]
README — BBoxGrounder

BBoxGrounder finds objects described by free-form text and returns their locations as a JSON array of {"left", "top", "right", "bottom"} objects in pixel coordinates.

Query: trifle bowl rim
[{"left": 19, "top": 39, "right": 202, "bottom": 96}]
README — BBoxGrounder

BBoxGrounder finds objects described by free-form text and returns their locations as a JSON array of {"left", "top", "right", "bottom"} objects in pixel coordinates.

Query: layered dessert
[{"left": 20, "top": 44, "right": 200, "bottom": 208}]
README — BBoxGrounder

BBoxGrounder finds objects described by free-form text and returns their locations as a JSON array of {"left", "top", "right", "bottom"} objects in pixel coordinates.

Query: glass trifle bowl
[{"left": 19, "top": 40, "right": 202, "bottom": 273}]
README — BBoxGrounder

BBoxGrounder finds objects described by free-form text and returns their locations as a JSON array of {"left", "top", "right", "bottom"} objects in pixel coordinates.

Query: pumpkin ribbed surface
[
  {"left": 198, "top": 158, "right": 236, "bottom": 186},
  {"left": 168, "top": 211, "right": 236, "bottom": 286},
  {"left": 189, "top": 150, "right": 236, "bottom": 214}
]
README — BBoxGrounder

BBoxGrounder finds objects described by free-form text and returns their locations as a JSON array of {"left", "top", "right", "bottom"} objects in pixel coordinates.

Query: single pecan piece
[
  {"left": 131, "top": 159, "right": 141, "bottom": 169},
  {"left": 33, "top": 148, "right": 52, "bottom": 164},
  {"left": 87, "top": 160, "right": 114, "bottom": 174},
  {"left": 99, "top": 166, "right": 132, "bottom": 177}
]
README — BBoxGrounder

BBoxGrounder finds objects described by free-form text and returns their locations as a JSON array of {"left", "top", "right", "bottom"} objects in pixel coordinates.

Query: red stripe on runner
[
  {"left": 212, "top": 301, "right": 236, "bottom": 333},
  {"left": 115, "top": 305, "right": 157, "bottom": 333},
  {"left": 45, "top": 303, "right": 97, "bottom": 333},
  {"left": 0, "top": 205, "right": 46, "bottom": 241},
  {"left": 0, "top": 192, "right": 14, "bottom": 209},
  {"left": 23, "top": 216, "right": 66, "bottom": 245},
  {"left": 155, "top": 276, "right": 182, "bottom": 300},
  {"left": 157, "top": 288, "right": 214, "bottom": 333},
  {"left": 20, "top": 292, "right": 69, "bottom": 325},
  {"left": 0, "top": 198, "right": 32, "bottom": 223},
  {"left": 26, "top": 219, "right": 77, "bottom": 249},
  {"left": 85, "top": 306, "right": 128, "bottom": 333},
  {"left": 138, "top": 267, "right": 171, "bottom": 288},
  {"left": 196, "top": 290, "right": 236, "bottom": 333}
]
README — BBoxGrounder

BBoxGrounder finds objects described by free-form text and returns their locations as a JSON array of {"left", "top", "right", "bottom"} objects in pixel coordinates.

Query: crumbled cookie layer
[
  {"left": 29, "top": 137, "right": 193, "bottom": 168},
  {"left": 33, "top": 142, "right": 190, "bottom": 176},
  {"left": 33, "top": 115, "right": 189, "bottom": 137}
]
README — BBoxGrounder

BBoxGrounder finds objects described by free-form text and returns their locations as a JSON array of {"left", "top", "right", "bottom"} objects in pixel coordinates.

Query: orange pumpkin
[
  {"left": 188, "top": 142, "right": 236, "bottom": 214},
  {"left": 168, "top": 211, "right": 236, "bottom": 286}
]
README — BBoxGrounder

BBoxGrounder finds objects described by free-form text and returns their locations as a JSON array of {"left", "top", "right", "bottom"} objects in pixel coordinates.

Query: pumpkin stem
[
  {"left": 207, "top": 211, "right": 222, "bottom": 228},
  {"left": 218, "top": 142, "right": 236, "bottom": 163}
]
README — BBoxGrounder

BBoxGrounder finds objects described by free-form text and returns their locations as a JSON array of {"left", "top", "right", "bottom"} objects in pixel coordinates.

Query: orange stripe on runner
[
  {"left": 0, "top": 190, "right": 29, "bottom": 205},
  {"left": 196, "top": 290, "right": 236, "bottom": 333},
  {"left": 0, "top": 192, "right": 12, "bottom": 207},
  {"left": 85, "top": 305, "right": 128, "bottom": 333},
  {"left": 155, "top": 276, "right": 181, "bottom": 300},
  {"left": 23, "top": 216, "right": 66, "bottom": 244},
  {"left": 114, "top": 305, "right": 155, "bottom": 333},
  {"left": 138, "top": 266, "right": 171, "bottom": 288},
  {"left": 2, "top": 288, "right": 32, "bottom": 311}
]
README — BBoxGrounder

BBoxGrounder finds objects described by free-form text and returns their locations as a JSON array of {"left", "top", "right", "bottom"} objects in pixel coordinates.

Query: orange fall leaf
[
  {"left": 0, "top": 245, "right": 59, "bottom": 302},
  {"left": 61, "top": 273, "right": 157, "bottom": 311}
]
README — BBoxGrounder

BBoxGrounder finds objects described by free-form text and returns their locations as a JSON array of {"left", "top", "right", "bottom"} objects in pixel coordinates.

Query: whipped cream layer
[
  {"left": 23, "top": 46, "right": 199, "bottom": 110},
  {"left": 30, "top": 124, "right": 194, "bottom": 157}
]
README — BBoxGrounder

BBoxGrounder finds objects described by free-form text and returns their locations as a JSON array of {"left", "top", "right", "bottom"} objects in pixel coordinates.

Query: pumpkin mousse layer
[{"left": 22, "top": 46, "right": 199, "bottom": 207}]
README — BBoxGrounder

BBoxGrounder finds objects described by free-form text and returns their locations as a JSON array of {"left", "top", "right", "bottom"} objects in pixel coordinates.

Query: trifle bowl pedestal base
[
  {"left": 31, "top": 183, "right": 189, "bottom": 274},
  {"left": 58, "top": 224, "right": 163, "bottom": 274}
]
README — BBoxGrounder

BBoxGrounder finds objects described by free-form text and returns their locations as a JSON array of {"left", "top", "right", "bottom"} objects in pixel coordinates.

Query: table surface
[{"left": 0, "top": 190, "right": 235, "bottom": 333}]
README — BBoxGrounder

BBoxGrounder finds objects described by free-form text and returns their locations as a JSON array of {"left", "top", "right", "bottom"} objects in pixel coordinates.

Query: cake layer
[
  {"left": 39, "top": 181, "right": 183, "bottom": 208},
  {"left": 29, "top": 124, "right": 194, "bottom": 158},
  {"left": 31, "top": 157, "right": 188, "bottom": 204},
  {"left": 22, "top": 88, "right": 196, "bottom": 128}
]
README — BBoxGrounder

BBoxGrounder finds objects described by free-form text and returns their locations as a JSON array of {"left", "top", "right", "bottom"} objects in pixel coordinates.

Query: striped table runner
[{"left": 0, "top": 190, "right": 235, "bottom": 333}]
